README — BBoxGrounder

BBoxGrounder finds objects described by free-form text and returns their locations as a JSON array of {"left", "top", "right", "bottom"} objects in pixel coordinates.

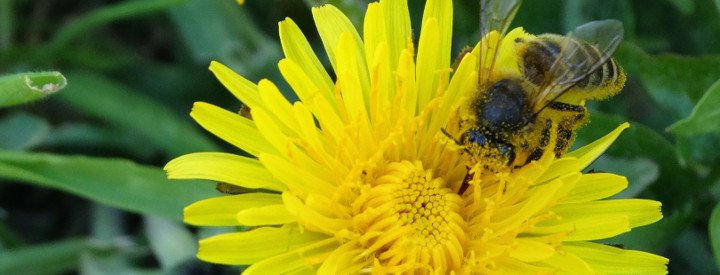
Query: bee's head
[{"left": 460, "top": 129, "right": 516, "bottom": 165}]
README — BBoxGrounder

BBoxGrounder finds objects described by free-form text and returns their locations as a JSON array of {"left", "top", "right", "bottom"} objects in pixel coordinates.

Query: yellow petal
[
  {"left": 259, "top": 154, "right": 336, "bottom": 198},
  {"left": 282, "top": 192, "right": 350, "bottom": 235},
  {"left": 552, "top": 199, "right": 663, "bottom": 228},
  {"left": 278, "top": 18, "right": 335, "bottom": 101},
  {"left": 190, "top": 102, "right": 275, "bottom": 156},
  {"left": 562, "top": 173, "right": 628, "bottom": 203},
  {"left": 164, "top": 152, "right": 285, "bottom": 192},
  {"left": 416, "top": 0, "right": 452, "bottom": 107},
  {"left": 278, "top": 58, "right": 336, "bottom": 114},
  {"left": 318, "top": 241, "right": 368, "bottom": 274},
  {"left": 312, "top": 93, "right": 347, "bottom": 142},
  {"left": 312, "top": 4, "right": 370, "bottom": 94},
  {"left": 510, "top": 238, "right": 556, "bottom": 262},
  {"left": 539, "top": 249, "right": 594, "bottom": 274},
  {"left": 363, "top": 3, "right": 385, "bottom": 72},
  {"left": 197, "top": 225, "right": 327, "bottom": 265},
  {"left": 251, "top": 106, "right": 292, "bottom": 156},
  {"left": 536, "top": 158, "right": 583, "bottom": 184},
  {"left": 380, "top": 0, "right": 411, "bottom": 71},
  {"left": 184, "top": 193, "right": 282, "bottom": 226},
  {"left": 395, "top": 48, "right": 417, "bottom": 115},
  {"left": 258, "top": 79, "right": 300, "bottom": 134},
  {"left": 538, "top": 123, "right": 630, "bottom": 183},
  {"left": 564, "top": 241, "right": 669, "bottom": 274},
  {"left": 493, "top": 176, "right": 565, "bottom": 236},
  {"left": 565, "top": 122, "right": 630, "bottom": 167},
  {"left": 430, "top": 46, "right": 478, "bottom": 135},
  {"left": 237, "top": 204, "right": 295, "bottom": 226},
  {"left": 244, "top": 238, "right": 338, "bottom": 275},
  {"left": 493, "top": 258, "right": 555, "bottom": 274},
  {"left": 208, "top": 61, "right": 260, "bottom": 108},
  {"left": 531, "top": 214, "right": 630, "bottom": 241},
  {"left": 292, "top": 102, "right": 334, "bottom": 162},
  {"left": 421, "top": 0, "right": 452, "bottom": 69},
  {"left": 335, "top": 32, "right": 370, "bottom": 121}
]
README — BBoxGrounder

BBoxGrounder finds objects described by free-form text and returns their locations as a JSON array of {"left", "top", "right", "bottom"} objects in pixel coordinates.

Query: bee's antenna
[{"left": 441, "top": 128, "right": 474, "bottom": 155}]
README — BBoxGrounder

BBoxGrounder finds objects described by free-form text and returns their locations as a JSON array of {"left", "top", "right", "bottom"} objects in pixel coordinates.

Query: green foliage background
[{"left": 1, "top": 0, "right": 720, "bottom": 274}]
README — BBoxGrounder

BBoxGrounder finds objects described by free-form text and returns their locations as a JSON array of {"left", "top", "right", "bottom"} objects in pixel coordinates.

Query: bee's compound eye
[
  {"left": 466, "top": 130, "right": 488, "bottom": 146},
  {"left": 497, "top": 143, "right": 512, "bottom": 154}
]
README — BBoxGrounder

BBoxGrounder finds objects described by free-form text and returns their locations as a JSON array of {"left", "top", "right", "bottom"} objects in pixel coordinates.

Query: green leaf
[
  {"left": 606, "top": 203, "right": 695, "bottom": 253},
  {"left": 40, "top": 123, "right": 158, "bottom": 160},
  {"left": 615, "top": 43, "right": 720, "bottom": 118},
  {"left": 0, "top": 72, "right": 66, "bottom": 107},
  {"left": 673, "top": 229, "right": 718, "bottom": 275},
  {"left": 710, "top": 202, "right": 720, "bottom": 272},
  {"left": 669, "top": 78, "right": 720, "bottom": 135},
  {"left": 168, "top": 0, "right": 281, "bottom": 80},
  {"left": 0, "top": 238, "right": 87, "bottom": 275},
  {"left": 0, "top": 150, "right": 217, "bottom": 221},
  {"left": 59, "top": 72, "right": 219, "bottom": 156},
  {"left": 675, "top": 134, "right": 720, "bottom": 174},
  {"left": 80, "top": 247, "right": 163, "bottom": 275},
  {"left": 144, "top": 217, "right": 196, "bottom": 271},
  {"left": 575, "top": 112, "right": 696, "bottom": 209},
  {"left": 0, "top": 112, "right": 50, "bottom": 151}
]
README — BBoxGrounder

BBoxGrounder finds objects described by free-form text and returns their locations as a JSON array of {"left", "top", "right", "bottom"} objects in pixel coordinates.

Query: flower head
[{"left": 165, "top": 0, "right": 668, "bottom": 273}]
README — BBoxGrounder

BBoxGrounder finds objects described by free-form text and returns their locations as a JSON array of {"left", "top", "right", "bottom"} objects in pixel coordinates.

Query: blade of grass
[
  {"left": 144, "top": 216, "right": 196, "bottom": 271},
  {"left": 615, "top": 43, "right": 720, "bottom": 119},
  {"left": 0, "top": 238, "right": 87, "bottom": 275},
  {"left": 0, "top": 71, "right": 66, "bottom": 107},
  {"left": 0, "top": 112, "right": 50, "bottom": 151},
  {"left": 59, "top": 72, "right": 219, "bottom": 156},
  {"left": 0, "top": 150, "right": 217, "bottom": 221},
  {"left": 40, "top": 123, "right": 158, "bottom": 160}
]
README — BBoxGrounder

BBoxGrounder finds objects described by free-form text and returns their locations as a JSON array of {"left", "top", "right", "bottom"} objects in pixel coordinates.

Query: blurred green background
[{"left": 1, "top": 0, "right": 720, "bottom": 274}]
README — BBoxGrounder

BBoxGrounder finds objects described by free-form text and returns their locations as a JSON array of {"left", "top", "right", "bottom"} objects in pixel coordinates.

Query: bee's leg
[
  {"left": 524, "top": 120, "right": 553, "bottom": 165},
  {"left": 458, "top": 172, "right": 473, "bottom": 195},
  {"left": 441, "top": 128, "right": 460, "bottom": 144},
  {"left": 546, "top": 102, "right": 587, "bottom": 156},
  {"left": 441, "top": 128, "right": 475, "bottom": 155}
]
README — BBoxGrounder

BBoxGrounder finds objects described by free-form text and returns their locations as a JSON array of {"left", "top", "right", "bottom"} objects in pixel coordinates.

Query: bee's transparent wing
[
  {"left": 532, "top": 20, "right": 624, "bottom": 112},
  {"left": 479, "top": 0, "right": 522, "bottom": 38},
  {"left": 478, "top": 0, "right": 522, "bottom": 84}
]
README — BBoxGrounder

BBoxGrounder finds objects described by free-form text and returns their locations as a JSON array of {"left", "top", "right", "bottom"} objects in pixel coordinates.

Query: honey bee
[{"left": 447, "top": 0, "right": 626, "bottom": 176}]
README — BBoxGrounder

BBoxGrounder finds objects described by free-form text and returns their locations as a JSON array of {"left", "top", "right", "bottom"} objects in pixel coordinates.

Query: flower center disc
[{"left": 361, "top": 160, "right": 465, "bottom": 272}]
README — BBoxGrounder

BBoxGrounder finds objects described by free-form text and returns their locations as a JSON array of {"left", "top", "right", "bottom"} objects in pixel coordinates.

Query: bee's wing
[
  {"left": 531, "top": 20, "right": 624, "bottom": 112},
  {"left": 479, "top": 0, "right": 522, "bottom": 38},
  {"left": 478, "top": 0, "right": 522, "bottom": 83}
]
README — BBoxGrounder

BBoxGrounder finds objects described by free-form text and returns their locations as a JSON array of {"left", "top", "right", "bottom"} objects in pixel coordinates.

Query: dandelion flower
[{"left": 165, "top": 0, "right": 668, "bottom": 273}]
